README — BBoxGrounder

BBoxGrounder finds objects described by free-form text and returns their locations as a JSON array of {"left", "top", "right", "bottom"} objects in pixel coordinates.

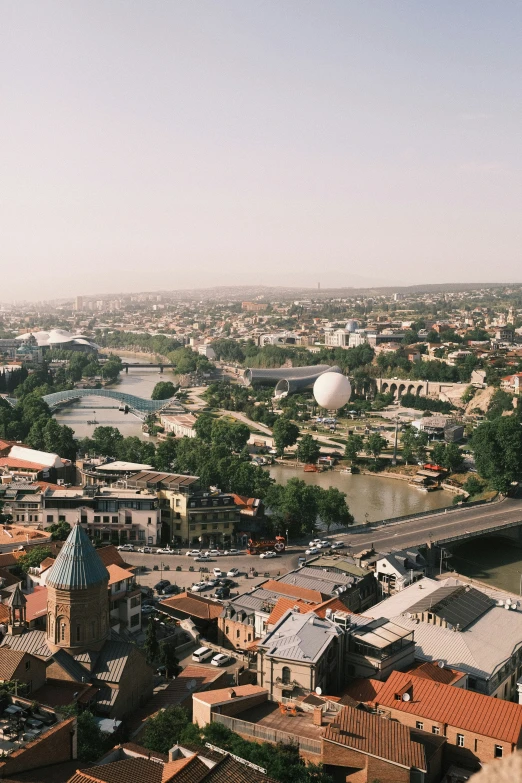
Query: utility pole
[{"left": 392, "top": 417, "right": 399, "bottom": 466}]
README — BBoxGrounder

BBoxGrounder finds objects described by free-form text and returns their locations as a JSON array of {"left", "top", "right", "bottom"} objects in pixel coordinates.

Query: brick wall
[
  {"left": 217, "top": 617, "right": 256, "bottom": 650},
  {"left": 0, "top": 717, "right": 76, "bottom": 777},
  {"left": 322, "top": 739, "right": 411, "bottom": 783},
  {"left": 108, "top": 647, "right": 153, "bottom": 719},
  {"left": 384, "top": 704, "right": 516, "bottom": 767},
  {"left": 10, "top": 655, "right": 46, "bottom": 693}
]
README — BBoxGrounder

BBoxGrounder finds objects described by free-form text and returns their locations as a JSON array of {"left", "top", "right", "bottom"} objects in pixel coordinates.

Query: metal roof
[
  {"left": 52, "top": 648, "right": 90, "bottom": 682},
  {"left": 1, "top": 629, "right": 52, "bottom": 658},
  {"left": 408, "top": 585, "right": 495, "bottom": 630},
  {"left": 259, "top": 610, "right": 342, "bottom": 663},
  {"left": 92, "top": 640, "right": 133, "bottom": 682},
  {"left": 46, "top": 523, "right": 109, "bottom": 591}
]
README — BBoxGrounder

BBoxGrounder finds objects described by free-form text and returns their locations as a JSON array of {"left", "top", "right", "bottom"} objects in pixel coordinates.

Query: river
[
  {"left": 54, "top": 356, "right": 170, "bottom": 439},
  {"left": 55, "top": 359, "right": 455, "bottom": 524},
  {"left": 448, "top": 537, "right": 522, "bottom": 596},
  {"left": 268, "top": 464, "right": 454, "bottom": 525}
]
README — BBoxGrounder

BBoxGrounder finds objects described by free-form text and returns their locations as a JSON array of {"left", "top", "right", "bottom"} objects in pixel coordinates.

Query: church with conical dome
[{"left": 0, "top": 524, "right": 153, "bottom": 719}]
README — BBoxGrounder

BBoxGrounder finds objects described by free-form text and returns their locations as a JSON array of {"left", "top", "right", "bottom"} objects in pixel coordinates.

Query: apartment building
[{"left": 127, "top": 471, "right": 240, "bottom": 547}]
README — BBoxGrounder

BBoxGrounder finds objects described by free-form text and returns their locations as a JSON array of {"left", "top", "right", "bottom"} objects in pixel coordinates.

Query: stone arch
[
  {"left": 381, "top": 382, "right": 389, "bottom": 394},
  {"left": 417, "top": 384, "right": 425, "bottom": 397},
  {"left": 398, "top": 383, "right": 406, "bottom": 398},
  {"left": 389, "top": 383, "right": 398, "bottom": 399},
  {"left": 407, "top": 384, "right": 415, "bottom": 395}
]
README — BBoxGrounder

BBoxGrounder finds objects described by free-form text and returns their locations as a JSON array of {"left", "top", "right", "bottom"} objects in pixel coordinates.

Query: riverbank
[{"left": 447, "top": 536, "right": 522, "bottom": 595}]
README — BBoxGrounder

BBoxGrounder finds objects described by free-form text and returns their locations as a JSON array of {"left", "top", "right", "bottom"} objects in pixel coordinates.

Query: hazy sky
[{"left": 2, "top": 1, "right": 522, "bottom": 301}]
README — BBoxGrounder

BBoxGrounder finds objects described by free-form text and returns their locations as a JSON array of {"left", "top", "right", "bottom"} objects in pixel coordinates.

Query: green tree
[
  {"left": 15, "top": 546, "right": 52, "bottom": 576},
  {"left": 441, "top": 442, "right": 464, "bottom": 473},
  {"left": 151, "top": 381, "right": 177, "bottom": 400},
  {"left": 154, "top": 436, "right": 178, "bottom": 471},
  {"left": 142, "top": 706, "right": 191, "bottom": 754},
  {"left": 61, "top": 705, "right": 110, "bottom": 762},
  {"left": 194, "top": 413, "right": 214, "bottom": 442},
  {"left": 272, "top": 418, "right": 299, "bottom": 457},
  {"left": 366, "top": 432, "right": 387, "bottom": 461},
  {"left": 463, "top": 475, "right": 484, "bottom": 496},
  {"left": 344, "top": 434, "right": 364, "bottom": 462},
  {"left": 318, "top": 487, "right": 354, "bottom": 533},
  {"left": 211, "top": 419, "right": 251, "bottom": 452},
  {"left": 431, "top": 442, "right": 447, "bottom": 466},
  {"left": 296, "top": 434, "right": 321, "bottom": 465},
  {"left": 144, "top": 618, "right": 160, "bottom": 664},
  {"left": 472, "top": 416, "right": 522, "bottom": 493},
  {"left": 92, "top": 426, "right": 124, "bottom": 457},
  {"left": 159, "top": 641, "right": 181, "bottom": 678},
  {"left": 265, "top": 478, "right": 319, "bottom": 536},
  {"left": 47, "top": 521, "right": 71, "bottom": 541}
]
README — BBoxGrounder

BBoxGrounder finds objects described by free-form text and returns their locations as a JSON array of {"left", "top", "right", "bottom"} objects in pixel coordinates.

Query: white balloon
[{"left": 313, "top": 372, "right": 351, "bottom": 410}]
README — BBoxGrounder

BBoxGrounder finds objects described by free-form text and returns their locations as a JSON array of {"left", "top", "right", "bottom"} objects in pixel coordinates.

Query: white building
[{"left": 160, "top": 414, "right": 197, "bottom": 438}]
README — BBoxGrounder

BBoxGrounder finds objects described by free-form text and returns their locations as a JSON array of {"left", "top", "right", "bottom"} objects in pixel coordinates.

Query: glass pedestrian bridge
[{"left": 7, "top": 389, "right": 174, "bottom": 419}]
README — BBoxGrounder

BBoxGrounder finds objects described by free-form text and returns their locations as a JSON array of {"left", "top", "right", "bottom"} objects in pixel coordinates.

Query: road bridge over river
[
  {"left": 335, "top": 496, "right": 522, "bottom": 561},
  {"left": 6, "top": 389, "right": 179, "bottom": 419}
]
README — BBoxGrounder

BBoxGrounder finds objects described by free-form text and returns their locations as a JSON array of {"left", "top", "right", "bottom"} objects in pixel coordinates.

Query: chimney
[{"left": 313, "top": 706, "right": 323, "bottom": 727}]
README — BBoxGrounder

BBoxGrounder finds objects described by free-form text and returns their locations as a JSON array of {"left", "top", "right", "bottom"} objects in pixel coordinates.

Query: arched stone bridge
[{"left": 375, "top": 378, "right": 469, "bottom": 400}]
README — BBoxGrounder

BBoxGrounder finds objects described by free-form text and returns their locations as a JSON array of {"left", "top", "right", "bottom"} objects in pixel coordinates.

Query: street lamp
[{"left": 286, "top": 529, "right": 289, "bottom": 546}]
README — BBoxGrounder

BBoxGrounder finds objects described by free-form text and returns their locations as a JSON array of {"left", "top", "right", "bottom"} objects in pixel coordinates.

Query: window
[
  {"left": 25, "top": 660, "right": 30, "bottom": 671},
  {"left": 61, "top": 623, "right": 66, "bottom": 641},
  {"left": 432, "top": 726, "right": 440, "bottom": 735},
  {"left": 236, "top": 630, "right": 240, "bottom": 638},
  {"left": 495, "top": 746, "right": 503, "bottom": 758},
  {"left": 59, "top": 515, "right": 65, "bottom": 522},
  {"left": 76, "top": 625, "right": 81, "bottom": 641},
  {"left": 225, "top": 626, "right": 229, "bottom": 635},
  {"left": 112, "top": 516, "right": 118, "bottom": 524},
  {"left": 175, "top": 523, "right": 181, "bottom": 530},
  {"left": 224, "top": 523, "right": 229, "bottom": 529},
  {"left": 213, "top": 524, "right": 218, "bottom": 530},
  {"left": 130, "top": 614, "right": 140, "bottom": 627},
  {"left": 201, "top": 524, "right": 207, "bottom": 530},
  {"left": 468, "top": 677, "right": 477, "bottom": 689},
  {"left": 130, "top": 596, "right": 140, "bottom": 608},
  {"left": 147, "top": 517, "right": 152, "bottom": 525},
  {"left": 282, "top": 666, "right": 291, "bottom": 684},
  {"left": 457, "top": 734, "right": 465, "bottom": 747},
  {"left": 416, "top": 721, "right": 423, "bottom": 730},
  {"left": 94, "top": 516, "right": 100, "bottom": 523}
]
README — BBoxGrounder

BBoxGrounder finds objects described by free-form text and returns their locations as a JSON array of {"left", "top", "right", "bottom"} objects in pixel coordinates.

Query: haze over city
[{"left": 3, "top": 1, "right": 522, "bottom": 300}]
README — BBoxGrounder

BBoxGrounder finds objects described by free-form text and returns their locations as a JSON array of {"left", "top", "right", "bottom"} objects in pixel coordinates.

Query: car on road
[
  {"left": 317, "top": 540, "right": 330, "bottom": 549},
  {"left": 186, "top": 550, "right": 201, "bottom": 557},
  {"left": 141, "top": 606, "right": 156, "bottom": 616},
  {"left": 153, "top": 579, "right": 170, "bottom": 592},
  {"left": 117, "top": 544, "right": 135, "bottom": 551},
  {"left": 156, "top": 547, "right": 175, "bottom": 555},
  {"left": 227, "top": 567, "right": 240, "bottom": 578},
  {"left": 211, "top": 653, "right": 231, "bottom": 667},
  {"left": 162, "top": 584, "right": 181, "bottom": 596},
  {"left": 223, "top": 549, "right": 240, "bottom": 555},
  {"left": 330, "top": 541, "right": 344, "bottom": 549},
  {"left": 204, "top": 550, "right": 221, "bottom": 558},
  {"left": 309, "top": 539, "right": 322, "bottom": 547},
  {"left": 305, "top": 547, "right": 319, "bottom": 556},
  {"left": 137, "top": 546, "right": 153, "bottom": 553},
  {"left": 214, "top": 586, "right": 231, "bottom": 599},
  {"left": 213, "top": 568, "right": 223, "bottom": 578},
  {"left": 195, "top": 554, "right": 212, "bottom": 562},
  {"left": 259, "top": 551, "right": 277, "bottom": 559}
]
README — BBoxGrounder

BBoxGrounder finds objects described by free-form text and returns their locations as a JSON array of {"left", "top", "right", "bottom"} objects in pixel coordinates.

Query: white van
[{"left": 192, "top": 646, "right": 213, "bottom": 663}]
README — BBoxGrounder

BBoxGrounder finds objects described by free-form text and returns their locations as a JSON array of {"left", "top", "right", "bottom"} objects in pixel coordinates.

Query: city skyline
[{"left": 3, "top": 1, "right": 522, "bottom": 299}]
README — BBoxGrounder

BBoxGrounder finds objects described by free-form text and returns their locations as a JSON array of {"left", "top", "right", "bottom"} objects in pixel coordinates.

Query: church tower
[{"left": 45, "top": 523, "right": 110, "bottom": 655}]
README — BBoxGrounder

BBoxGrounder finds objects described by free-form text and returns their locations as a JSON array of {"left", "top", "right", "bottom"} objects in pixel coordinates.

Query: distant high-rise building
[{"left": 74, "top": 296, "right": 83, "bottom": 311}]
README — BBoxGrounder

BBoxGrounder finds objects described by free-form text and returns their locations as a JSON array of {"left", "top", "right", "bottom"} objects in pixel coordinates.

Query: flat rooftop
[{"left": 238, "top": 700, "right": 335, "bottom": 742}]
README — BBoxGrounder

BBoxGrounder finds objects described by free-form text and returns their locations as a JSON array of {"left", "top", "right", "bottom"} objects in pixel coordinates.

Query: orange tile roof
[
  {"left": 267, "top": 597, "right": 311, "bottom": 625},
  {"left": 96, "top": 545, "right": 127, "bottom": 568},
  {"left": 0, "top": 457, "right": 48, "bottom": 470},
  {"left": 159, "top": 592, "right": 222, "bottom": 620},
  {"left": 107, "top": 563, "right": 135, "bottom": 586},
  {"left": 377, "top": 671, "right": 522, "bottom": 744},
  {"left": 341, "top": 678, "right": 384, "bottom": 704},
  {"left": 25, "top": 586, "right": 48, "bottom": 622},
  {"left": 193, "top": 685, "right": 266, "bottom": 705},
  {"left": 323, "top": 705, "right": 426, "bottom": 771},
  {"left": 407, "top": 661, "right": 465, "bottom": 686},
  {"left": 262, "top": 579, "right": 325, "bottom": 604},
  {"left": 313, "top": 597, "right": 351, "bottom": 618}
]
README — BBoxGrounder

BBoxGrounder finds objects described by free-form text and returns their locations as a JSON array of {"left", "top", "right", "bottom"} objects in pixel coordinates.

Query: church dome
[{"left": 46, "top": 523, "right": 109, "bottom": 590}]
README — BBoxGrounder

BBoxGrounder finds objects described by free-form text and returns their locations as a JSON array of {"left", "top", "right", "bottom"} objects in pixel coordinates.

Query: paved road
[{"left": 333, "top": 496, "right": 522, "bottom": 553}]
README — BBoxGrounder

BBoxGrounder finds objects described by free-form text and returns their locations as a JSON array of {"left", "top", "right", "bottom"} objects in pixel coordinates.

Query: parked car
[
  {"left": 140, "top": 586, "right": 154, "bottom": 598},
  {"left": 186, "top": 550, "right": 201, "bottom": 557},
  {"left": 190, "top": 582, "right": 207, "bottom": 592},
  {"left": 156, "top": 547, "right": 174, "bottom": 555},
  {"left": 217, "top": 578, "right": 234, "bottom": 588},
  {"left": 305, "top": 547, "right": 319, "bottom": 556},
  {"left": 141, "top": 605, "right": 156, "bottom": 616},
  {"left": 137, "top": 546, "right": 153, "bottom": 553},
  {"left": 153, "top": 579, "right": 170, "bottom": 592},
  {"left": 162, "top": 584, "right": 181, "bottom": 596},
  {"left": 223, "top": 549, "right": 240, "bottom": 555},
  {"left": 117, "top": 544, "right": 135, "bottom": 551},
  {"left": 205, "top": 550, "right": 221, "bottom": 558},
  {"left": 260, "top": 551, "right": 277, "bottom": 559},
  {"left": 195, "top": 554, "right": 211, "bottom": 562},
  {"left": 227, "top": 567, "right": 240, "bottom": 578},
  {"left": 308, "top": 539, "right": 322, "bottom": 547},
  {"left": 211, "top": 653, "right": 231, "bottom": 667},
  {"left": 330, "top": 541, "right": 344, "bottom": 549},
  {"left": 213, "top": 568, "right": 223, "bottom": 578},
  {"left": 214, "top": 586, "right": 231, "bottom": 599}
]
